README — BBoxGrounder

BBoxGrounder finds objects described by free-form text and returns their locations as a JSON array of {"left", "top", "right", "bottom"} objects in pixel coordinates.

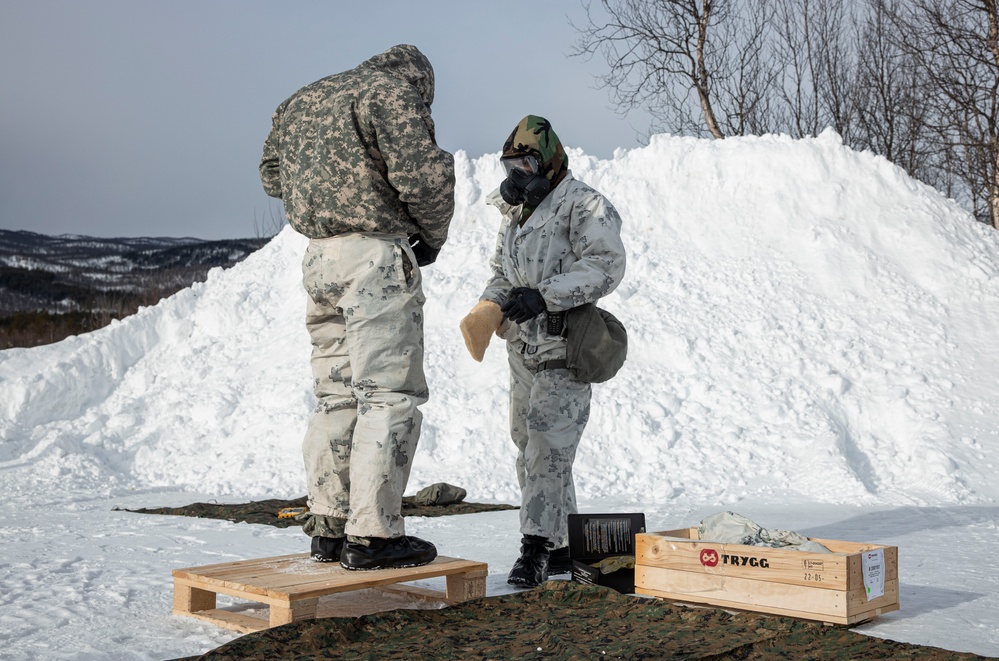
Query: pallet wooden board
[
  {"left": 635, "top": 528, "right": 899, "bottom": 625},
  {"left": 173, "top": 553, "right": 488, "bottom": 632}
]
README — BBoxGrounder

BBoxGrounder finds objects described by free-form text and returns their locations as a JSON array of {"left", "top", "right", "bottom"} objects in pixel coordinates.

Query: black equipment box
[{"left": 567, "top": 513, "right": 645, "bottom": 594}]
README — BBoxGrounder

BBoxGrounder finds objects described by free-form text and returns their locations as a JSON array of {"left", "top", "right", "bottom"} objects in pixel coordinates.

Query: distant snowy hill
[
  {"left": 0, "top": 229, "right": 266, "bottom": 315},
  {"left": 2, "top": 130, "right": 998, "bottom": 509}
]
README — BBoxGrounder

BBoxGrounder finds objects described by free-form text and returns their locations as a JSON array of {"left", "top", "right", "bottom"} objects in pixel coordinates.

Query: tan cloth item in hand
[{"left": 459, "top": 300, "right": 503, "bottom": 361}]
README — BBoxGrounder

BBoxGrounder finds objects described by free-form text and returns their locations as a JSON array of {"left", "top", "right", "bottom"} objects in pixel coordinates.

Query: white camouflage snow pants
[
  {"left": 301, "top": 234, "right": 428, "bottom": 540},
  {"left": 507, "top": 342, "right": 592, "bottom": 548}
]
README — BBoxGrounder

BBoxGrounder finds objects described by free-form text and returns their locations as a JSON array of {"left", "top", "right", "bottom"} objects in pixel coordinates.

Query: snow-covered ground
[{"left": 2, "top": 131, "right": 998, "bottom": 659}]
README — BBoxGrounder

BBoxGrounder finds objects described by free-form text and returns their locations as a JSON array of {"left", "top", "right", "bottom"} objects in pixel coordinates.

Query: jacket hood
[
  {"left": 361, "top": 44, "right": 436, "bottom": 106},
  {"left": 501, "top": 115, "right": 569, "bottom": 189}
]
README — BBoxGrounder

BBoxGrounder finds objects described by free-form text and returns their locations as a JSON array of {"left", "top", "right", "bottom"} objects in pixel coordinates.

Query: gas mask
[{"left": 499, "top": 154, "right": 550, "bottom": 207}]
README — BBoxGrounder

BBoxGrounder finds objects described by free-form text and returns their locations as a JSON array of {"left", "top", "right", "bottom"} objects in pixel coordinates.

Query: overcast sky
[{"left": 0, "top": 0, "right": 654, "bottom": 240}]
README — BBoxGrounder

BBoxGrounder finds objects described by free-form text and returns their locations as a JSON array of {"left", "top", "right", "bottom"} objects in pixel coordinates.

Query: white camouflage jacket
[{"left": 481, "top": 172, "right": 626, "bottom": 357}]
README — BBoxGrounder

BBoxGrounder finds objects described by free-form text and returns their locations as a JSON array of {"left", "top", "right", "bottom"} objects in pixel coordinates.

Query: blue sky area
[{"left": 0, "top": 1, "right": 653, "bottom": 239}]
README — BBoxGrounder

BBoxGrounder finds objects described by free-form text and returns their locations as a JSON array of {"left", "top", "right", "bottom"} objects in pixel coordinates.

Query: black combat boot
[
  {"left": 507, "top": 535, "right": 551, "bottom": 587},
  {"left": 340, "top": 535, "right": 438, "bottom": 571},
  {"left": 547, "top": 546, "right": 573, "bottom": 575},
  {"left": 310, "top": 536, "right": 345, "bottom": 563}
]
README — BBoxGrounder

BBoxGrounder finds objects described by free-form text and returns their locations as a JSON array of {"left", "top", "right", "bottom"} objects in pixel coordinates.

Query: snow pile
[
  {"left": 4, "top": 131, "right": 999, "bottom": 659},
  {"left": 2, "top": 130, "right": 998, "bottom": 508}
]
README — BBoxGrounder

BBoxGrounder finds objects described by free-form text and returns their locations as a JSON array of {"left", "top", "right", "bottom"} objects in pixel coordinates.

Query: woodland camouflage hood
[{"left": 502, "top": 115, "right": 569, "bottom": 191}]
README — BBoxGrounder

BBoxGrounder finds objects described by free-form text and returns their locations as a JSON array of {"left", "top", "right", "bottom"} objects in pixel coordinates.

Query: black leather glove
[
  {"left": 501, "top": 287, "right": 547, "bottom": 323},
  {"left": 409, "top": 234, "right": 440, "bottom": 267}
]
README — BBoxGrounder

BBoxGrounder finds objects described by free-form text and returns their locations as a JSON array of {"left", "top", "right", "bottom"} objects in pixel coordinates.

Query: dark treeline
[
  {"left": 574, "top": 0, "right": 999, "bottom": 229},
  {"left": 0, "top": 269, "right": 192, "bottom": 350},
  {"left": 0, "top": 234, "right": 270, "bottom": 350}
]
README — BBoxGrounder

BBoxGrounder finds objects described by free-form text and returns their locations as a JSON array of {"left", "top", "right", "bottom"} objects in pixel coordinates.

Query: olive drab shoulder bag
[{"left": 564, "top": 303, "right": 628, "bottom": 383}]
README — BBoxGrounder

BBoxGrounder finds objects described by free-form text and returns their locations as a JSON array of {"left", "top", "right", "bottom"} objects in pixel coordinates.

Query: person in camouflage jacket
[
  {"left": 461, "top": 115, "right": 626, "bottom": 587},
  {"left": 260, "top": 44, "right": 454, "bottom": 251},
  {"left": 260, "top": 44, "right": 455, "bottom": 571}
]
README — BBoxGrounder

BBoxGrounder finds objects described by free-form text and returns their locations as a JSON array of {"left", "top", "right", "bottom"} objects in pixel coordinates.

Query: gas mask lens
[{"left": 501, "top": 154, "right": 540, "bottom": 177}]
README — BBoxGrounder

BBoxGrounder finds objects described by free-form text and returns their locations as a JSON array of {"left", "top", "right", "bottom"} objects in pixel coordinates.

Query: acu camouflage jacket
[{"left": 259, "top": 45, "right": 455, "bottom": 248}]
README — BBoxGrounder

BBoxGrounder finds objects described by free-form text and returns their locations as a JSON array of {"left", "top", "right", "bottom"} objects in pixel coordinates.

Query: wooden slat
[
  {"left": 636, "top": 534, "right": 851, "bottom": 591},
  {"left": 174, "top": 576, "right": 289, "bottom": 607},
  {"left": 806, "top": 537, "right": 888, "bottom": 554},
  {"left": 446, "top": 569, "right": 488, "bottom": 602},
  {"left": 375, "top": 583, "right": 449, "bottom": 603},
  {"left": 847, "top": 578, "right": 900, "bottom": 614},
  {"left": 173, "top": 552, "right": 312, "bottom": 576},
  {"left": 845, "top": 546, "right": 899, "bottom": 590},
  {"left": 842, "top": 602, "right": 900, "bottom": 625},
  {"left": 651, "top": 528, "right": 698, "bottom": 540},
  {"left": 635, "top": 565, "right": 899, "bottom": 623},
  {"left": 173, "top": 582, "right": 216, "bottom": 613},
  {"left": 636, "top": 565, "right": 847, "bottom": 615},
  {"left": 274, "top": 558, "right": 485, "bottom": 599},
  {"left": 172, "top": 554, "right": 322, "bottom": 592},
  {"left": 645, "top": 531, "right": 896, "bottom": 561},
  {"left": 270, "top": 597, "right": 319, "bottom": 627},
  {"left": 172, "top": 607, "right": 269, "bottom": 633},
  {"left": 637, "top": 586, "right": 860, "bottom": 625}
]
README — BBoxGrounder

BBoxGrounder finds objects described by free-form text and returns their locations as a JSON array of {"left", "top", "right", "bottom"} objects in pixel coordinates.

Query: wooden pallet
[{"left": 173, "top": 553, "right": 488, "bottom": 632}]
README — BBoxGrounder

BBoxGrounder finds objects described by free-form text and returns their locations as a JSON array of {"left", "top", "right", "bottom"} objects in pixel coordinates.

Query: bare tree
[
  {"left": 572, "top": 0, "right": 731, "bottom": 139},
  {"left": 253, "top": 200, "right": 288, "bottom": 240},
  {"left": 712, "top": 0, "right": 783, "bottom": 136},
  {"left": 770, "top": 0, "right": 858, "bottom": 139},
  {"left": 572, "top": 0, "right": 858, "bottom": 140},
  {"left": 852, "top": 0, "right": 940, "bottom": 186},
  {"left": 770, "top": 0, "right": 819, "bottom": 136},
  {"left": 817, "top": 0, "right": 858, "bottom": 141},
  {"left": 571, "top": 0, "right": 999, "bottom": 230},
  {"left": 880, "top": 0, "right": 999, "bottom": 227}
]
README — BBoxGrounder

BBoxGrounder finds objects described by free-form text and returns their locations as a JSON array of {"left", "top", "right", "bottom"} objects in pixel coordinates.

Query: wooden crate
[
  {"left": 635, "top": 528, "right": 898, "bottom": 625},
  {"left": 173, "top": 553, "right": 488, "bottom": 632}
]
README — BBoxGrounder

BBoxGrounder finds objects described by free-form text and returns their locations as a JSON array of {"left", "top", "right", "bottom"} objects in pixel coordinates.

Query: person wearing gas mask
[
  {"left": 260, "top": 44, "right": 455, "bottom": 571},
  {"left": 459, "top": 115, "right": 626, "bottom": 587}
]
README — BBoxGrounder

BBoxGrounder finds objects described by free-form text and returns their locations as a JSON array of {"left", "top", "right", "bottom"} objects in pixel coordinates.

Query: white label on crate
[{"left": 862, "top": 549, "right": 885, "bottom": 601}]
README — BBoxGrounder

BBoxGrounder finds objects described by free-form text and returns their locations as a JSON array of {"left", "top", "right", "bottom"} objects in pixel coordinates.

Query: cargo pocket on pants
[{"left": 401, "top": 249, "right": 415, "bottom": 287}]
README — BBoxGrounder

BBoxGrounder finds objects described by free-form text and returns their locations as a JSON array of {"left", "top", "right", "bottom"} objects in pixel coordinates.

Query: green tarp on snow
[
  {"left": 120, "top": 494, "right": 516, "bottom": 528},
  {"left": 173, "top": 580, "right": 986, "bottom": 660}
]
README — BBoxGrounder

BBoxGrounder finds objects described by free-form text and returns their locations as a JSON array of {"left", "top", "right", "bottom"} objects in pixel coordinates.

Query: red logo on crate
[{"left": 700, "top": 549, "right": 719, "bottom": 567}]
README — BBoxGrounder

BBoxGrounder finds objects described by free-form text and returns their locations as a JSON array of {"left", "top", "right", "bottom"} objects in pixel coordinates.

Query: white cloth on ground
[{"left": 698, "top": 512, "right": 832, "bottom": 553}]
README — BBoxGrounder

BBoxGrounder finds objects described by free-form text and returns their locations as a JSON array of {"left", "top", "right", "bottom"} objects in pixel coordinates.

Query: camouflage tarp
[
  {"left": 118, "top": 495, "right": 515, "bottom": 528},
  {"left": 173, "top": 580, "right": 985, "bottom": 660}
]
